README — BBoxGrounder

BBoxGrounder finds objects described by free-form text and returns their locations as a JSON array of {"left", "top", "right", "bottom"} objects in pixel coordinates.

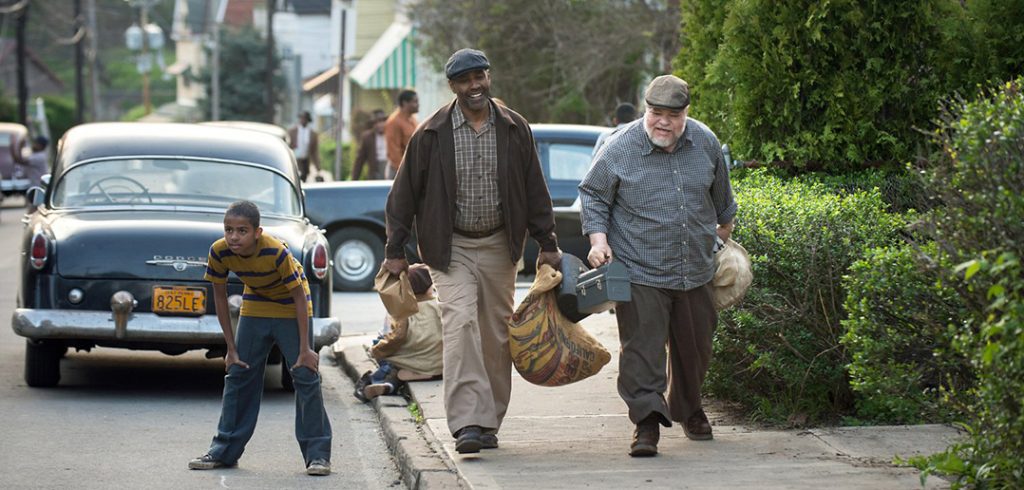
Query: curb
[{"left": 333, "top": 337, "right": 467, "bottom": 490}]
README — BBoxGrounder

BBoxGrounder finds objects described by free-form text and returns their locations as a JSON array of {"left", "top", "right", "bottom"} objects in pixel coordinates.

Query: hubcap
[{"left": 334, "top": 240, "right": 374, "bottom": 283}]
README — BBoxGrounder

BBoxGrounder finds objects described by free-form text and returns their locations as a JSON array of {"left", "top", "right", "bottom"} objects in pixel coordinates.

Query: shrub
[
  {"left": 678, "top": 0, "right": 973, "bottom": 172},
  {"left": 709, "top": 170, "right": 906, "bottom": 423},
  {"left": 800, "top": 168, "right": 931, "bottom": 214},
  {"left": 907, "top": 77, "right": 1024, "bottom": 488},
  {"left": 841, "top": 242, "right": 970, "bottom": 424}
]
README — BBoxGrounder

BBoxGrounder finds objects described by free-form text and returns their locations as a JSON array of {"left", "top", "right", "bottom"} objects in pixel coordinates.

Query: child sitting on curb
[{"left": 355, "top": 264, "right": 443, "bottom": 401}]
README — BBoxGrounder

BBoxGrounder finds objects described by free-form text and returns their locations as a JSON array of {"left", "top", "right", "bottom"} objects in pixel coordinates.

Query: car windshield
[{"left": 51, "top": 158, "right": 301, "bottom": 215}]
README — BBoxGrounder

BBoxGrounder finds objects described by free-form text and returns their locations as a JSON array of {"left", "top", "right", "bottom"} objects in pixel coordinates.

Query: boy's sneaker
[
  {"left": 363, "top": 383, "right": 394, "bottom": 400},
  {"left": 306, "top": 458, "right": 331, "bottom": 476},
  {"left": 188, "top": 454, "right": 232, "bottom": 470}
]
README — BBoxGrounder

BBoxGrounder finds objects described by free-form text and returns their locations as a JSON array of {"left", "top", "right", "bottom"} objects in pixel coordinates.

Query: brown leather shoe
[
  {"left": 629, "top": 415, "right": 661, "bottom": 457},
  {"left": 683, "top": 409, "right": 713, "bottom": 441}
]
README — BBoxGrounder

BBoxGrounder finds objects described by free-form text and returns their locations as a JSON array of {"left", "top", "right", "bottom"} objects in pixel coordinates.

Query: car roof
[
  {"left": 0, "top": 122, "right": 29, "bottom": 135},
  {"left": 199, "top": 120, "right": 290, "bottom": 143},
  {"left": 530, "top": 123, "right": 606, "bottom": 140},
  {"left": 55, "top": 122, "right": 297, "bottom": 179}
]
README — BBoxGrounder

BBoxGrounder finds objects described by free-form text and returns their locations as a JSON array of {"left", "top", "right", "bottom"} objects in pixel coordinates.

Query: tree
[
  {"left": 195, "top": 27, "right": 284, "bottom": 122},
  {"left": 410, "top": 0, "right": 679, "bottom": 124}
]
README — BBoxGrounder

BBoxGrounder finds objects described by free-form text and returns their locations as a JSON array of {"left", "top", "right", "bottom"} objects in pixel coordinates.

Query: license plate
[{"left": 152, "top": 286, "right": 206, "bottom": 315}]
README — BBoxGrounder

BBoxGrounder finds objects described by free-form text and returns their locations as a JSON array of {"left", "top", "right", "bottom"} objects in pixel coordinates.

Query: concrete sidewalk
[{"left": 334, "top": 312, "right": 960, "bottom": 489}]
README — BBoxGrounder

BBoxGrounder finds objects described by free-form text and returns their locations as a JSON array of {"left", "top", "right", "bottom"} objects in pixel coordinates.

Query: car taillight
[
  {"left": 311, "top": 243, "right": 328, "bottom": 280},
  {"left": 30, "top": 232, "right": 48, "bottom": 270}
]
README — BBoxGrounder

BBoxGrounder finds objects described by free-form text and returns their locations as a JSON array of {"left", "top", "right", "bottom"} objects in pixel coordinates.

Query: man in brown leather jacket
[{"left": 383, "top": 48, "right": 562, "bottom": 455}]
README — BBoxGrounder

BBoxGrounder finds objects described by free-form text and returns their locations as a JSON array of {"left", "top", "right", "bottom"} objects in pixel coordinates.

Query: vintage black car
[
  {"left": 303, "top": 123, "right": 606, "bottom": 291},
  {"left": 13, "top": 122, "right": 339, "bottom": 387}
]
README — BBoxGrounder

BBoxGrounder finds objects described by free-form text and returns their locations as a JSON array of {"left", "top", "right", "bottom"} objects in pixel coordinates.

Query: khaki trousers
[
  {"left": 429, "top": 231, "right": 518, "bottom": 436},
  {"left": 614, "top": 283, "right": 716, "bottom": 425}
]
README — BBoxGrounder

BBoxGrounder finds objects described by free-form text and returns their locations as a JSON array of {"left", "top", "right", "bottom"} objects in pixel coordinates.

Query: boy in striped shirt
[{"left": 189, "top": 201, "right": 332, "bottom": 476}]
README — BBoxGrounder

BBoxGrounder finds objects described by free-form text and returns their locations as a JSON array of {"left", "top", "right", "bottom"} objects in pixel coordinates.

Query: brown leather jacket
[{"left": 384, "top": 99, "right": 558, "bottom": 271}]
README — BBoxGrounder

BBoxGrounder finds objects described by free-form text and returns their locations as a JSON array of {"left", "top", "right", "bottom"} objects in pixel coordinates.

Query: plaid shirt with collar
[
  {"left": 580, "top": 118, "right": 737, "bottom": 291},
  {"left": 451, "top": 102, "right": 503, "bottom": 232}
]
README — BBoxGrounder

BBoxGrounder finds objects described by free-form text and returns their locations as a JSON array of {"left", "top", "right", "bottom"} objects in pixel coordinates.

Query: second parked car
[{"left": 304, "top": 123, "right": 605, "bottom": 291}]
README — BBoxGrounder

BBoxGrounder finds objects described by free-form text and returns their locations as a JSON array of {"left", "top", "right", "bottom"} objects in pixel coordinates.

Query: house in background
[
  {"left": 166, "top": 0, "right": 257, "bottom": 122},
  {"left": 302, "top": 0, "right": 447, "bottom": 143}
]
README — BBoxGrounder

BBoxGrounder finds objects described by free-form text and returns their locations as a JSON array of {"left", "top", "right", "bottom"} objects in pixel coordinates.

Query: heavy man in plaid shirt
[{"left": 580, "top": 75, "right": 737, "bottom": 457}]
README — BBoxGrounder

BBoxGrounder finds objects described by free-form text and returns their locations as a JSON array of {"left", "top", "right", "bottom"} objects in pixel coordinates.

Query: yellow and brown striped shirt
[{"left": 205, "top": 234, "right": 313, "bottom": 318}]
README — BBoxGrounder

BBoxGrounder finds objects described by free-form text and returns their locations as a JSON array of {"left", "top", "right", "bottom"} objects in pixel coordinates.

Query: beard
[{"left": 645, "top": 125, "right": 679, "bottom": 149}]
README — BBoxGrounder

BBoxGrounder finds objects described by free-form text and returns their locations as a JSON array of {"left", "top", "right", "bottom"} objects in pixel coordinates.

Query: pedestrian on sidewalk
[
  {"left": 189, "top": 200, "right": 333, "bottom": 475},
  {"left": 383, "top": 48, "right": 562, "bottom": 454},
  {"left": 288, "top": 111, "right": 320, "bottom": 182},
  {"left": 592, "top": 102, "right": 637, "bottom": 156},
  {"left": 384, "top": 90, "right": 420, "bottom": 179},
  {"left": 352, "top": 109, "right": 389, "bottom": 180},
  {"left": 579, "top": 75, "right": 737, "bottom": 457}
]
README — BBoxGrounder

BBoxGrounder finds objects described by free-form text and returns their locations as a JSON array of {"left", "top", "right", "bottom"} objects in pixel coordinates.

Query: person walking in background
[
  {"left": 384, "top": 90, "right": 419, "bottom": 179},
  {"left": 382, "top": 48, "right": 562, "bottom": 454},
  {"left": 289, "top": 111, "right": 320, "bottom": 182},
  {"left": 593, "top": 102, "right": 637, "bottom": 156},
  {"left": 9, "top": 134, "right": 49, "bottom": 188},
  {"left": 352, "top": 109, "right": 389, "bottom": 180},
  {"left": 579, "top": 75, "right": 736, "bottom": 457}
]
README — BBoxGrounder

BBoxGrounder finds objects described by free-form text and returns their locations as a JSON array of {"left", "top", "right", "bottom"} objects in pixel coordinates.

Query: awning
[{"left": 348, "top": 21, "right": 416, "bottom": 89}]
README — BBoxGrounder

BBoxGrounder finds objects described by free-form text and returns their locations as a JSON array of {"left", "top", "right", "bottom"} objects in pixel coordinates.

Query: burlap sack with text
[{"left": 508, "top": 265, "right": 611, "bottom": 386}]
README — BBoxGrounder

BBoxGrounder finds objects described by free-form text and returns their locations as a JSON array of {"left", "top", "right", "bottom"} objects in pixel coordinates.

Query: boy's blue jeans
[{"left": 206, "top": 316, "right": 332, "bottom": 465}]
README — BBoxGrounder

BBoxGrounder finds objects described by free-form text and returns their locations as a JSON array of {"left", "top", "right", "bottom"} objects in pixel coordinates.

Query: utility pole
[
  {"left": 333, "top": 9, "right": 346, "bottom": 181},
  {"left": 140, "top": 5, "right": 151, "bottom": 115},
  {"left": 210, "top": 0, "right": 226, "bottom": 121},
  {"left": 87, "top": 0, "right": 101, "bottom": 121},
  {"left": 265, "top": 0, "right": 275, "bottom": 123},
  {"left": 15, "top": 1, "right": 28, "bottom": 125},
  {"left": 74, "top": 0, "right": 86, "bottom": 124}
]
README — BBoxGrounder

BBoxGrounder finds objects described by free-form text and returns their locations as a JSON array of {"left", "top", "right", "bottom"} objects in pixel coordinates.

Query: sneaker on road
[
  {"left": 307, "top": 458, "right": 331, "bottom": 476},
  {"left": 188, "top": 454, "right": 232, "bottom": 470}
]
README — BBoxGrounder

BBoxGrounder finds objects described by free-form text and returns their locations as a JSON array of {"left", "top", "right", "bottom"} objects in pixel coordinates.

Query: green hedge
[
  {"left": 904, "top": 77, "right": 1024, "bottom": 488},
  {"left": 841, "top": 242, "right": 970, "bottom": 424},
  {"left": 710, "top": 170, "right": 906, "bottom": 423}
]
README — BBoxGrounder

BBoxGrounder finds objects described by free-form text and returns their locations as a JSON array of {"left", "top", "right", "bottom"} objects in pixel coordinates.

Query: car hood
[{"left": 48, "top": 210, "right": 309, "bottom": 280}]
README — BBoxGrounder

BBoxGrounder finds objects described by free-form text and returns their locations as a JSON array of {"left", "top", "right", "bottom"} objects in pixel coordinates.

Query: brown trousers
[
  {"left": 614, "top": 282, "right": 716, "bottom": 426},
  {"left": 428, "top": 231, "right": 518, "bottom": 436}
]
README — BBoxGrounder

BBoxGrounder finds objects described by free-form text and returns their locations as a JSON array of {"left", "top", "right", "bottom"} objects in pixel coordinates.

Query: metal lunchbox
[
  {"left": 575, "top": 261, "right": 631, "bottom": 314},
  {"left": 556, "top": 254, "right": 591, "bottom": 323}
]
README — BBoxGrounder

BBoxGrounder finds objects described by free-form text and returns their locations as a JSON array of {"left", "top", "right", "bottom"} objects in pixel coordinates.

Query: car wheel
[
  {"left": 329, "top": 227, "right": 383, "bottom": 291},
  {"left": 25, "top": 339, "right": 62, "bottom": 387},
  {"left": 281, "top": 363, "right": 295, "bottom": 392}
]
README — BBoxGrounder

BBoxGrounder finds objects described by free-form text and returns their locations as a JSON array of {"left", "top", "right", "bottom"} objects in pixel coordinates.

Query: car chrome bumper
[{"left": 11, "top": 309, "right": 341, "bottom": 349}]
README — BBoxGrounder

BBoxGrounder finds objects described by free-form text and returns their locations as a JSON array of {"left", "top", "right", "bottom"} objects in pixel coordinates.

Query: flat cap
[
  {"left": 445, "top": 48, "right": 490, "bottom": 79},
  {"left": 644, "top": 75, "right": 690, "bottom": 110}
]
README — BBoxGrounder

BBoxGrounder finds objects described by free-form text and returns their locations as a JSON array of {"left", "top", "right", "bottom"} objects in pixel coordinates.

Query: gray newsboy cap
[
  {"left": 644, "top": 75, "right": 690, "bottom": 110},
  {"left": 445, "top": 48, "right": 490, "bottom": 79}
]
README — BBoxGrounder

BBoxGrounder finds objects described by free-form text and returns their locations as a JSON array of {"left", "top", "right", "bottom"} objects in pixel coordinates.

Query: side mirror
[
  {"left": 26, "top": 187, "right": 45, "bottom": 207},
  {"left": 40, "top": 174, "right": 51, "bottom": 187}
]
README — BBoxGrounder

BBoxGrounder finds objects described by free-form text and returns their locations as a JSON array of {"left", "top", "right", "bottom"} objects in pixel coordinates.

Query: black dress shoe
[
  {"left": 629, "top": 415, "right": 661, "bottom": 457},
  {"left": 456, "top": 426, "right": 483, "bottom": 454},
  {"left": 480, "top": 432, "right": 498, "bottom": 449}
]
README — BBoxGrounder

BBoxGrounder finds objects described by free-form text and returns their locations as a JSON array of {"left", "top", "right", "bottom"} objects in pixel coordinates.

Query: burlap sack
[
  {"left": 712, "top": 238, "right": 753, "bottom": 310},
  {"left": 508, "top": 264, "right": 611, "bottom": 386},
  {"left": 374, "top": 266, "right": 419, "bottom": 319}
]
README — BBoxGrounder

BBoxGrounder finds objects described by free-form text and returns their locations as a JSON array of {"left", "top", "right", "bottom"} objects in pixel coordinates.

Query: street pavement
[
  {"left": 334, "top": 297, "right": 962, "bottom": 490},
  {"left": 0, "top": 201, "right": 402, "bottom": 489}
]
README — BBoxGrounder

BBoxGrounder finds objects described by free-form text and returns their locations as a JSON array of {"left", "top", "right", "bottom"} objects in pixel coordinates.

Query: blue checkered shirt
[{"left": 579, "top": 118, "right": 737, "bottom": 291}]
